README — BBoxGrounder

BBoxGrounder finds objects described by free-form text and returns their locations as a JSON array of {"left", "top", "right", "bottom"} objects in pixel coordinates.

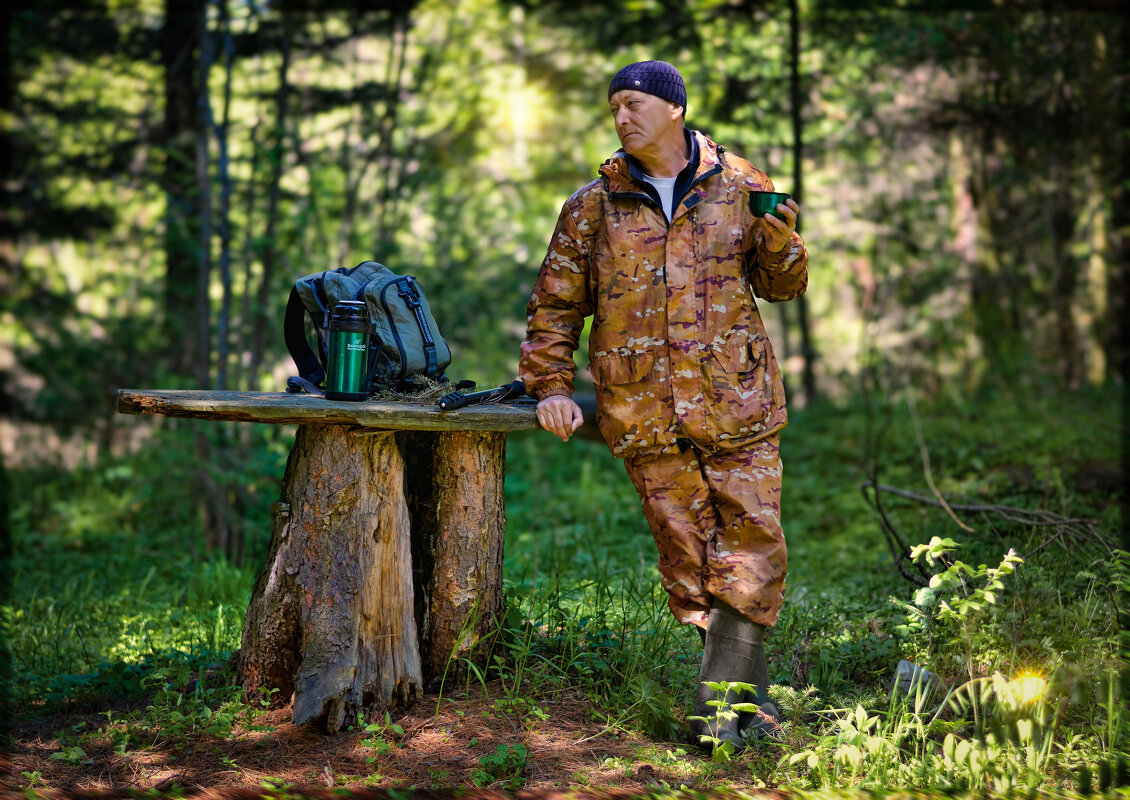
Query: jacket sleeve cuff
[
  {"left": 531, "top": 384, "right": 573, "bottom": 401},
  {"left": 759, "top": 232, "right": 805, "bottom": 269}
]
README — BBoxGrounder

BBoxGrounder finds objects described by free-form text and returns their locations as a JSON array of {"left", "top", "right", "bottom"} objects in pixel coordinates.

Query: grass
[
  {"left": 5, "top": 381, "right": 1126, "bottom": 794},
  {"left": 498, "top": 380, "right": 1126, "bottom": 790}
]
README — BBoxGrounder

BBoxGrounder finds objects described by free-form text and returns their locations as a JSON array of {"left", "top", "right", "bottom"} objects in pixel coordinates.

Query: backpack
[{"left": 284, "top": 260, "right": 452, "bottom": 395}]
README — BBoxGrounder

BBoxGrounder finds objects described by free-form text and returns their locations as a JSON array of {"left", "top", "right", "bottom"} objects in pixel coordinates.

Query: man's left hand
[{"left": 761, "top": 198, "right": 800, "bottom": 253}]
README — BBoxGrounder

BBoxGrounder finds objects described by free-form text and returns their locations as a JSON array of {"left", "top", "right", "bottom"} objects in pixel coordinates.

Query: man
[{"left": 518, "top": 60, "right": 807, "bottom": 750}]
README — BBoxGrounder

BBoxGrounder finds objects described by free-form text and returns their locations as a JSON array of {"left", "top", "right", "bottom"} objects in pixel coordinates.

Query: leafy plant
[
  {"left": 899, "top": 536, "right": 1024, "bottom": 686},
  {"left": 49, "top": 745, "right": 89, "bottom": 766},
  {"left": 686, "top": 679, "right": 759, "bottom": 763},
  {"left": 782, "top": 670, "right": 1063, "bottom": 791},
  {"left": 628, "top": 675, "right": 681, "bottom": 740},
  {"left": 471, "top": 743, "right": 528, "bottom": 789},
  {"left": 360, "top": 712, "right": 405, "bottom": 764}
]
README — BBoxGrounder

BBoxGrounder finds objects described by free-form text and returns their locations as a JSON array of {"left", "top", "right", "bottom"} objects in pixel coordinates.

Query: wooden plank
[{"left": 117, "top": 389, "right": 539, "bottom": 432}]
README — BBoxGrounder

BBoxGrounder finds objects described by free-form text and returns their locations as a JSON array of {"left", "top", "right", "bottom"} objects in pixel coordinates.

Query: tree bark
[
  {"left": 238, "top": 426, "right": 424, "bottom": 732},
  {"left": 249, "top": 15, "right": 291, "bottom": 391},
  {"left": 403, "top": 431, "right": 506, "bottom": 692},
  {"left": 789, "top": 0, "right": 817, "bottom": 406},
  {"left": 214, "top": 0, "right": 236, "bottom": 392},
  {"left": 161, "top": 0, "right": 204, "bottom": 377}
]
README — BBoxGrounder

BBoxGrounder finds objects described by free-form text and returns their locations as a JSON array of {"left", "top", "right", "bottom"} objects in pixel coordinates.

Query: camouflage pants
[{"left": 622, "top": 434, "right": 786, "bottom": 630}]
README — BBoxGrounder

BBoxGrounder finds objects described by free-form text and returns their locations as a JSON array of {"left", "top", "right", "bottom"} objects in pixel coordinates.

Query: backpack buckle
[{"left": 398, "top": 281, "right": 421, "bottom": 307}]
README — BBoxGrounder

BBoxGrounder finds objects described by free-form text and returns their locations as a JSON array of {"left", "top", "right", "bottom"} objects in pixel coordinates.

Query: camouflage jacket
[{"left": 519, "top": 130, "right": 808, "bottom": 458}]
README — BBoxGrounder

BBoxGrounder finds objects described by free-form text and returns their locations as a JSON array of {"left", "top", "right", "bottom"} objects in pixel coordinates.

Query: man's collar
[
  {"left": 601, "top": 129, "right": 719, "bottom": 203},
  {"left": 624, "top": 128, "right": 698, "bottom": 186}
]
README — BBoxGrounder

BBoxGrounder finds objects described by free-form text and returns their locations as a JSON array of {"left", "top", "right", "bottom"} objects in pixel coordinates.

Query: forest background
[{"left": 3, "top": 0, "right": 1128, "bottom": 795}]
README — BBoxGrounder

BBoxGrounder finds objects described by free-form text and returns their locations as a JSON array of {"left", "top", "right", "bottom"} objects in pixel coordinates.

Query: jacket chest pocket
[{"left": 593, "top": 226, "right": 667, "bottom": 300}]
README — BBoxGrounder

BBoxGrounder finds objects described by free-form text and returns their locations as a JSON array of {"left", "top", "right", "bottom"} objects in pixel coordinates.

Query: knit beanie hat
[{"left": 608, "top": 60, "right": 687, "bottom": 112}]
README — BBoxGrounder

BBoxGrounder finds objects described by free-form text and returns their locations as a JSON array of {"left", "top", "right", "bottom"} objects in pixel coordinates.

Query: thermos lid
[{"left": 332, "top": 300, "right": 368, "bottom": 320}]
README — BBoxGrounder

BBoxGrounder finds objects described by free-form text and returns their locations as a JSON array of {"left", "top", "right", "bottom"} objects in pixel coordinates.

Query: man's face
[{"left": 608, "top": 89, "right": 683, "bottom": 157}]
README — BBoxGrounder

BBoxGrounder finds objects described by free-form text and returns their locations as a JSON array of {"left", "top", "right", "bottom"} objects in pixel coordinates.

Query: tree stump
[
  {"left": 404, "top": 431, "right": 506, "bottom": 691},
  {"left": 237, "top": 427, "right": 422, "bottom": 731},
  {"left": 116, "top": 390, "right": 538, "bottom": 732}
]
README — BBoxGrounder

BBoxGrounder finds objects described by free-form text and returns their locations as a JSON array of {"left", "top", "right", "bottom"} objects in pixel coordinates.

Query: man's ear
[{"left": 668, "top": 102, "right": 684, "bottom": 122}]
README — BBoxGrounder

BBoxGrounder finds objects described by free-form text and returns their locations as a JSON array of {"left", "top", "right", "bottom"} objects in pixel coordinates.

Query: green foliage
[
  {"left": 360, "top": 712, "right": 406, "bottom": 764},
  {"left": 779, "top": 669, "right": 1088, "bottom": 792},
  {"left": 627, "top": 674, "right": 681, "bottom": 741},
  {"left": 48, "top": 745, "right": 89, "bottom": 766},
  {"left": 45, "top": 665, "right": 273, "bottom": 768},
  {"left": 6, "top": 442, "right": 260, "bottom": 712},
  {"left": 899, "top": 536, "right": 1025, "bottom": 682},
  {"left": 471, "top": 743, "right": 528, "bottom": 789},
  {"left": 499, "top": 432, "right": 700, "bottom": 715},
  {"left": 686, "top": 679, "right": 757, "bottom": 763}
]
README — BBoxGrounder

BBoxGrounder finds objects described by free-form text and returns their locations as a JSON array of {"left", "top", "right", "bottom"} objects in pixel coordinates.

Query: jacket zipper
[{"left": 609, "top": 163, "right": 723, "bottom": 227}]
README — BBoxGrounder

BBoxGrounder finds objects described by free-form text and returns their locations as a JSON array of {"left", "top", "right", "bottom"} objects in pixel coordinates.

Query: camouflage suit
[{"left": 519, "top": 130, "right": 808, "bottom": 629}]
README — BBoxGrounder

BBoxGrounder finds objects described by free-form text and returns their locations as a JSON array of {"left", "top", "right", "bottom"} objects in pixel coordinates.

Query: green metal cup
[
  {"left": 325, "top": 300, "right": 371, "bottom": 401},
  {"left": 749, "top": 191, "right": 791, "bottom": 222}
]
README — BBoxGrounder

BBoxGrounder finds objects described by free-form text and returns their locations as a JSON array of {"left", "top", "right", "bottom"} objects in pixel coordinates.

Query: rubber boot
[
  {"left": 737, "top": 622, "right": 783, "bottom": 740},
  {"left": 690, "top": 601, "right": 757, "bottom": 751}
]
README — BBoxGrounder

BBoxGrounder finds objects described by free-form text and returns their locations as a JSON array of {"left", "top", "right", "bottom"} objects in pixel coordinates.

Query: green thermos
[{"left": 325, "top": 300, "right": 371, "bottom": 401}]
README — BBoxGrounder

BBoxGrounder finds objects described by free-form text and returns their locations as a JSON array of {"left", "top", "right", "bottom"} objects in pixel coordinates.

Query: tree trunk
[
  {"left": 194, "top": 6, "right": 215, "bottom": 390},
  {"left": 162, "top": 0, "right": 204, "bottom": 377},
  {"left": 1101, "top": 13, "right": 1128, "bottom": 385},
  {"left": 119, "top": 391, "right": 534, "bottom": 729},
  {"left": 195, "top": 426, "right": 233, "bottom": 562},
  {"left": 789, "top": 0, "right": 817, "bottom": 406},
  {"left": 214, "top": 0, "right": 236, "bottom": 392},
  {"left": 237, "top": 111, "right": 260, "bottom": 391},
  {"left": 1049, "top": 154, "right": 1079, "bottom": 389},
  {"left": 403, "top": 431, "right": 506, "bottom": 691},
  {"left": 194, "top": 8, "right": 226, "bottom": 553},
  {"left": 238, "top": 426, "right": 424, "bottom": 732},
  {"left": 249, "top": 16, "right": 291, "bottom": 391}
]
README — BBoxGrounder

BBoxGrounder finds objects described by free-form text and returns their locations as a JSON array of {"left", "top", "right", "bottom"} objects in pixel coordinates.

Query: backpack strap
[
  {"left": 284, "top": 285, "right": 327, "bottom": 386},
  {"left": 397, "top": 279, "right": 439, "bottom": 377},
  {"left": 285, "top": 375, "right": 325, "bottom": 396}
]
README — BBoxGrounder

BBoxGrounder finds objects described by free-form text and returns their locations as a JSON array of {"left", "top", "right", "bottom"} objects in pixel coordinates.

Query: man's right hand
[{"left": 536, "top": 395, "right": 584, "bottom": 443}]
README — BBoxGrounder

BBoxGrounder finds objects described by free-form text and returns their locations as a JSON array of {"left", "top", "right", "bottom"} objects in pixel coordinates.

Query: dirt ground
[{"left": 8, "top": 680, "right": 787, "bottom": 797}]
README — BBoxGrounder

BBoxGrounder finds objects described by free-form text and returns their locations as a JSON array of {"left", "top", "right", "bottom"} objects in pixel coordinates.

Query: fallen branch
[{"left": 869, "top": 483, "right": 1115, "bottom": 557}]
